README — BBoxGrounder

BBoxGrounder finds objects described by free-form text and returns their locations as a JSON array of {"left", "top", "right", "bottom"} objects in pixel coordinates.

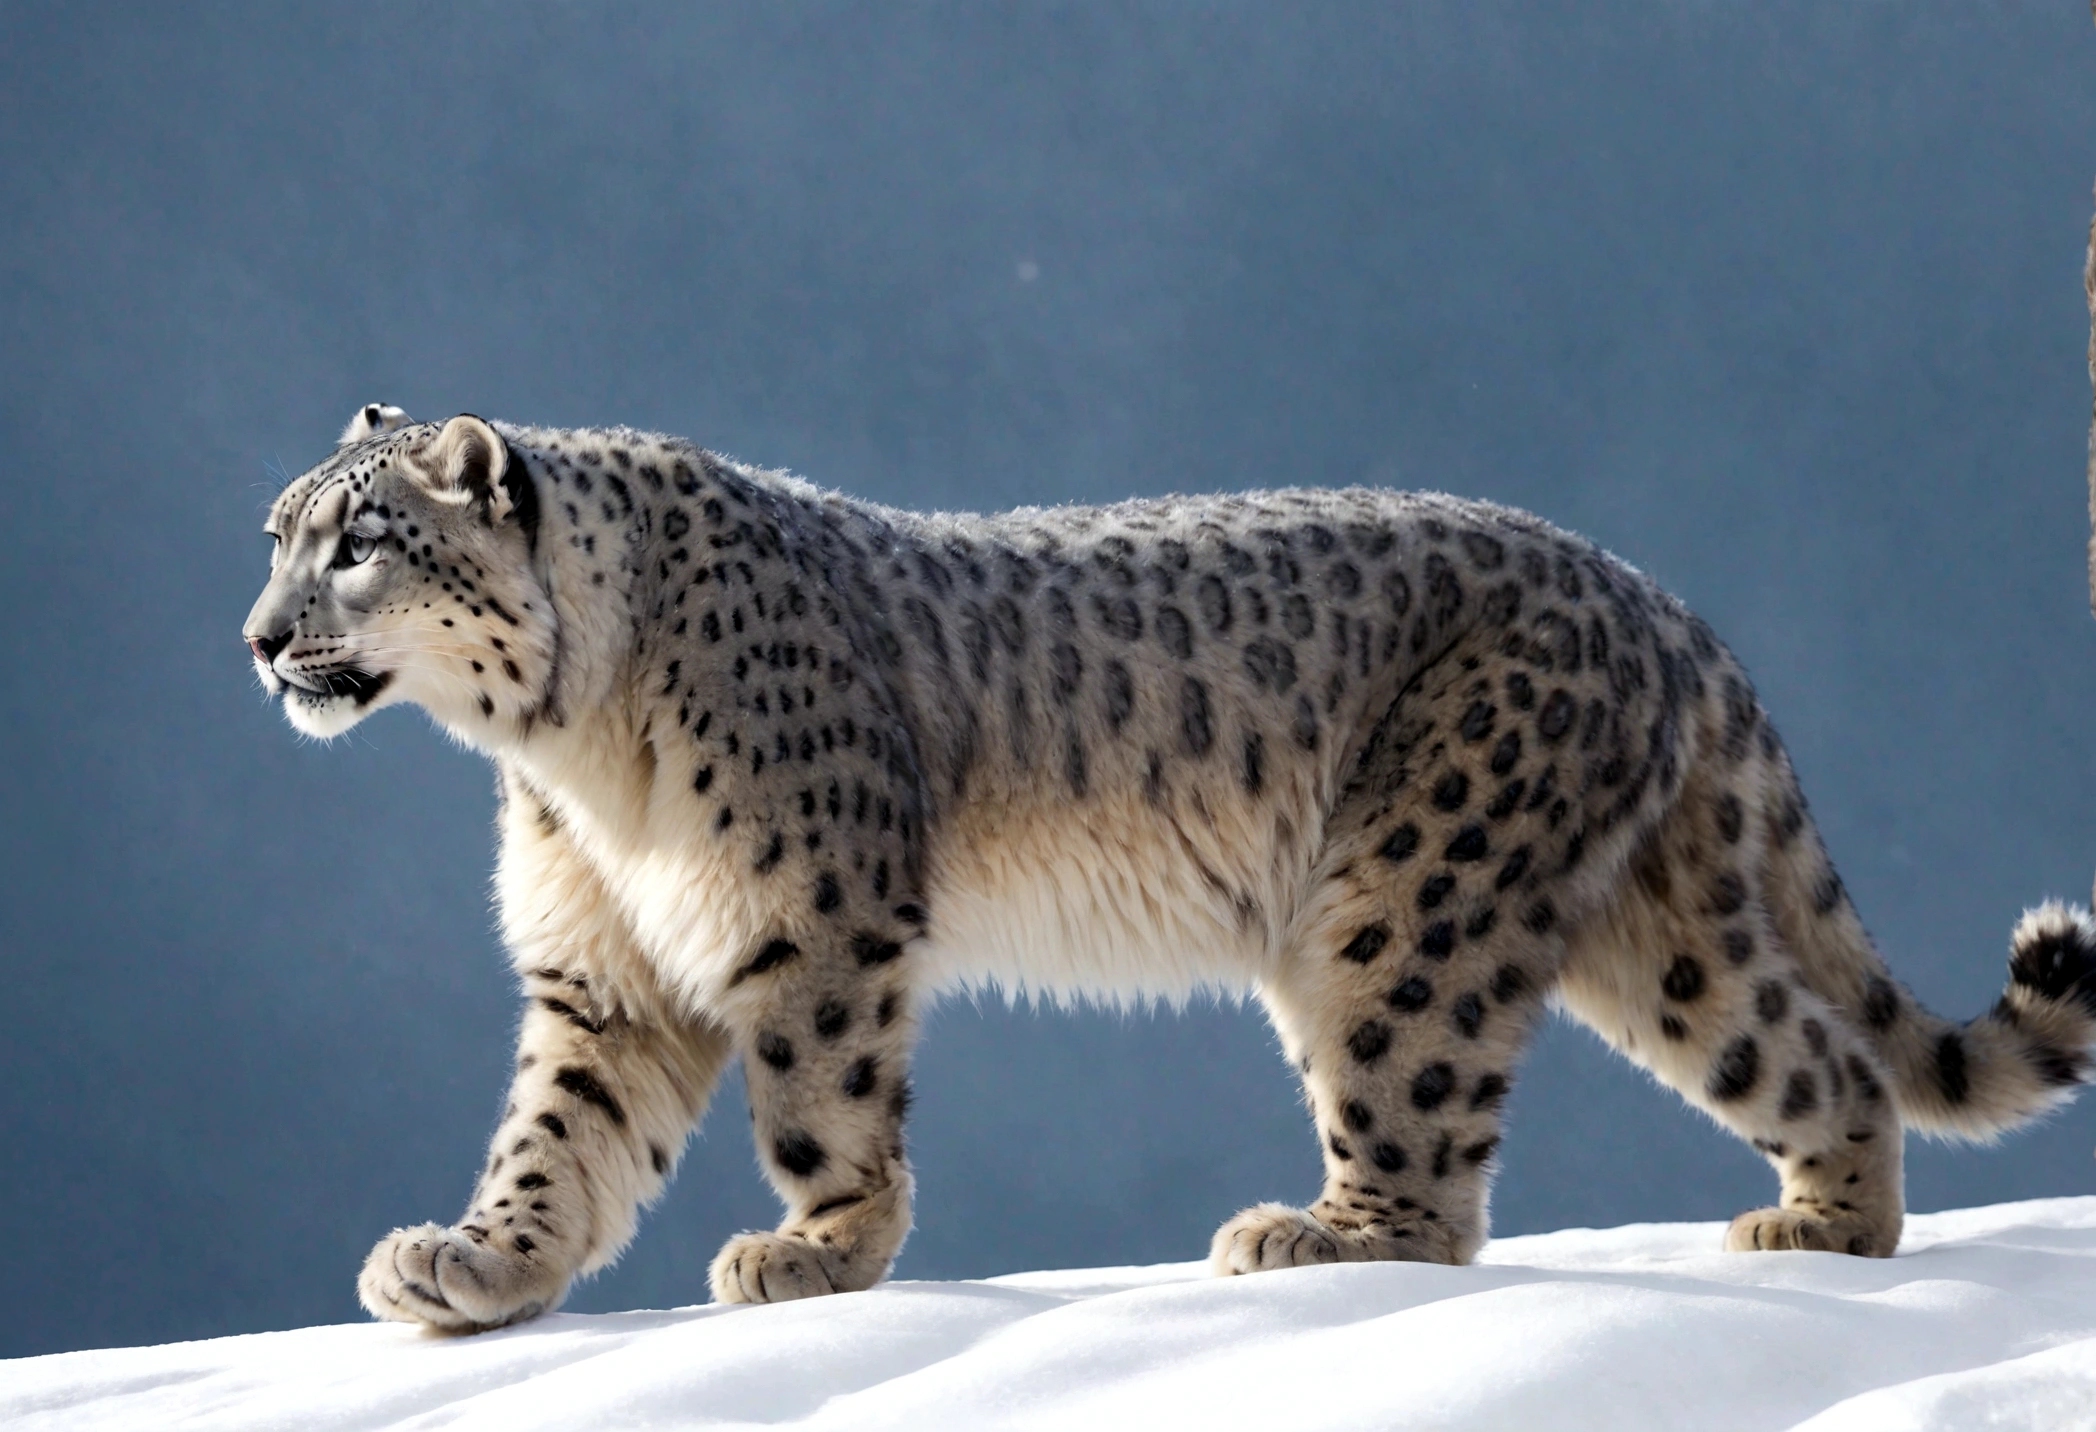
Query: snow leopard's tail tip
[
  {"left": 2007, "top": 900, "right": 2096, "bottom": 1024},
  {"left": 1991, "top": 899, "right": 2096, "bottom": 1121},
  {"left": 1878, "top": 900, "right": 2096, "bottom": 1143}
]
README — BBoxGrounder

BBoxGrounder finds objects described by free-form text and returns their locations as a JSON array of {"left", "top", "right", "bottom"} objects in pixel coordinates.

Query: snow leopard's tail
[
  {"left": 1891, "top": 902, "right": 2096, "bottom": 1139},
  {"left": 1784, "top": 867, "right": 2096, "bottom": 1140}
]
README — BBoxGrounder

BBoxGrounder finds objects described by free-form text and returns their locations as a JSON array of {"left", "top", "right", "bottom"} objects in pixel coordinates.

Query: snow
[{"left": 9, "top": 1199, "right": 2096, "bottom": 1431}]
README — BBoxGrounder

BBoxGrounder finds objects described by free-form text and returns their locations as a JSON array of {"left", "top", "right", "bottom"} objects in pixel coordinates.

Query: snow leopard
[{"left": 244, "top": 406, "right": 2096, "bottom": 1332}]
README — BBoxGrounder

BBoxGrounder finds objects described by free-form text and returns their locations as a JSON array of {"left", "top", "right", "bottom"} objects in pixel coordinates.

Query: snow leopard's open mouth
[{"left": 285, "top": 667, "right": 393, "bottom": 707}]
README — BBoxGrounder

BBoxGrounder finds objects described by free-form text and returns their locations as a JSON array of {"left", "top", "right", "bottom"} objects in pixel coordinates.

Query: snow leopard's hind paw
[
  {"left": 357, "top": 1223, "right": 566, "bottom": 1333},
  {"left": 707, "top": 1230, "right": 850, "bottom": 1304},
  {"left": 1725, "top": 1206, "right": 1888, "bottom": 1257},
  {"left": 1209, "top": 1203, "right": 1357, "bottom": 1276}
]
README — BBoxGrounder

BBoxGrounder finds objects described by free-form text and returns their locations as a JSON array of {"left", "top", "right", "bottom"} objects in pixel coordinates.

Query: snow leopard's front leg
[
  {"left": 705, "top": 906, "right": 925, "bottom": 1305},
  {"left": 357, "top": 774, "right": 730, "bottom": 1333}
]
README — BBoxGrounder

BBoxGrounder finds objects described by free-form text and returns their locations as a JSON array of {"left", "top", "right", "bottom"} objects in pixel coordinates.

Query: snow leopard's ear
[
  {"left": 412, "top": 414, "right": 521, "bottom": 525},
  {"left": 340, "top": 402, "right": 413, "bottom": 445}
]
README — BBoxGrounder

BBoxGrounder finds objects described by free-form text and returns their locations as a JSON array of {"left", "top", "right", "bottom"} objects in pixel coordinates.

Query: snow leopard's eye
[{"left": 336, "top": 531, "right": 377, "bottom": 568}]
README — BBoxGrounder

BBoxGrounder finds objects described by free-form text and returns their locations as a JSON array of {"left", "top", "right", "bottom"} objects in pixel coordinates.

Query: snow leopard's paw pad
[
  {"left": 1208, "top": 1203, "right": 1360, "bottom": 1276},
  {"left": 357, "top": 1223, "right": 565, "bottom": 1333},
  {"left": 709, "top": 1231, "right": 845, "bottom": 1304},
  {"left": 1725, "top": 1207, "right": 1886, "bottom": 1257}
]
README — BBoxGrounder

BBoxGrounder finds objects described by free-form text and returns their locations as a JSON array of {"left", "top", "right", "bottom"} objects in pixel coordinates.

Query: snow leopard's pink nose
[{"left": 248, "top": 631, "right": 289, "bottom": 665}]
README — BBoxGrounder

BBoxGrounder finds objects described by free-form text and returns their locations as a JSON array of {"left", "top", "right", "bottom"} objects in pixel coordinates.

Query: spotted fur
[{"left": 244, "top": 408, "right": 2096, "bottom": 1330}]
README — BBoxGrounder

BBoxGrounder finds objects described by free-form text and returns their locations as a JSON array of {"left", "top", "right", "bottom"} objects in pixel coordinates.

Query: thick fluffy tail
[
  {"left": 1855, "top": 902, "right": 2096, "bottom": 1141},
  {"left": 1754, "top": 725, "right": 2096, "bottom": 1139}
]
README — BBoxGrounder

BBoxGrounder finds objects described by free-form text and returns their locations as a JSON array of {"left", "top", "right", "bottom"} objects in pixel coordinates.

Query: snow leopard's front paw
[
  {"left": 1724, "top": 1207, "right": 1887, "bottom": 1258},
  {"left": 357, "top": 1223, "right": 567, "bottom": 1333},
  {"left": 708, "top": 1231, "right": 850, "bottom": 1304},
  {"left": 1210, "top": 1203, "right": 1355, "bottom": 1276}
]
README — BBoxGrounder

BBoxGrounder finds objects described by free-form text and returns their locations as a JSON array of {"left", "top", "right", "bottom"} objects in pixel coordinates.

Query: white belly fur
[
  {"left": 916, "top": 791, "right": 1291, "bottom": 1006},
  {"left": 513, "top": 736, "right": 1308, "bottom": 1011}
]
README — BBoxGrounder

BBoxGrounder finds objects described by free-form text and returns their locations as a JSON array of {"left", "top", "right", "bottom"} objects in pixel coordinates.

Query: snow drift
[{"left": 8, "top": 1198, "right": 2096, "bottom": 1430}]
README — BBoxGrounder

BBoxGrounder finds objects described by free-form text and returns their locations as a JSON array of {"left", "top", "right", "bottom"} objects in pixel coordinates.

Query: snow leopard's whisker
[
  {"left": 289, "top": 657, "right": 477, "bottom": 699},
  {"left": 346, "top": 650, "right": 525, "bottom": 694},
  {"left": 333, "top": 645, "right": 468, "bottom": 667},
  {"left": 348, "top": 638, "right": 508, "bottom": 665}
]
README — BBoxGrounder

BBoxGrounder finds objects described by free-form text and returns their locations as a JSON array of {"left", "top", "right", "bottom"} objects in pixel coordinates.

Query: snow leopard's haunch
[{"left": 244, "top": 409, "right": 2096, "bottom": 1331}]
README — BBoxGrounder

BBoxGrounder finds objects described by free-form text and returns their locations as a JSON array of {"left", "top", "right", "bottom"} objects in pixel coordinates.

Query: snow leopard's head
[{"left": 243, "top": 406, "right": 553, "bottom": 740}]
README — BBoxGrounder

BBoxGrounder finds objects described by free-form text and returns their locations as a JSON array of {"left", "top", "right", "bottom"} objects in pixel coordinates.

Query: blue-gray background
[{"left": 4, "top": 1, "right": 2094, "bottom": 1360}]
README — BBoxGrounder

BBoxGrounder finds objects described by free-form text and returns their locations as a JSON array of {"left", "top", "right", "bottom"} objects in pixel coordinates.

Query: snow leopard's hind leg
[
  {"left": 1555, "top": 664, "right": 1905, "bottom": 1257},
  {"left": 1216, "top": 622, "right": 1681, "bottom": 1273}
]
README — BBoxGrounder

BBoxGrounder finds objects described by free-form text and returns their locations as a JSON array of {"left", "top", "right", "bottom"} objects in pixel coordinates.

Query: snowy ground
[{"left": 8, "top": 1199, "right": 2096, "bottom": 1431}]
